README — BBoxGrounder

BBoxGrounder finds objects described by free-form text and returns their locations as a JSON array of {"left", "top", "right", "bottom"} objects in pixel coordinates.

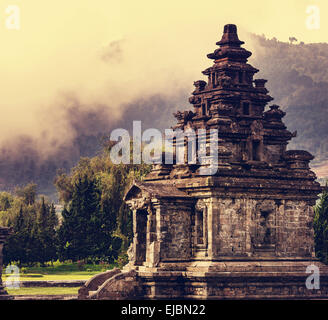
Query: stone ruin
[
  {"left": 0, "top": 227, "right": 12, "bottom": 300},
  {"left": 78, "top": 24, "right": 328, "bottom": 299}
]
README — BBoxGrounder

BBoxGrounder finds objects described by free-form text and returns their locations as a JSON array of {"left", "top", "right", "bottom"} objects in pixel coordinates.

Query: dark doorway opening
[
  {"left": 239, "top": 71, "right": 243, "bottom": 83},
  {"left": 202, "top": 104, "right": 206, "bottom": 116},
  {"left": 243, "top": 102, "right": 250, "bottom": 115},
  {"left": 135, "top": 209, "right": 148, "bottom": 265},
  {"left": 252, "top": 141, "right": 261, "bottom": 161},
  {"left": 196, "top": 210, "right": 204, "bottom": 245}
]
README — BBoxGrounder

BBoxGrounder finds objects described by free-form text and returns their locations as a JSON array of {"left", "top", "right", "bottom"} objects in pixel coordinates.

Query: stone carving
[
  {"left": 250, "top": 120, "right": 264, "bottom": 137},
  {"left": 217, "top": 103, "right": 233, "bottom": 115},
  {"left": 193, "top": 80, "right": 207, "bottom": 92},
  {"left": 188, "top": 95, "right": 201, "bottom": 105},
  {"left": 195, "top": 199, "right": 206, "bottom": 211},
  {"left": 264, "top": 104, "right": 286, "bottom": 122},
  {"left": 253, "top": 202, "right": 276, "bottom": 247},
  {"left": 127, "top": 243, "right": 134, "bottom": 262},
  {"left": 218, "top": 75, "right": 233, "bottom": 88},
  {"left": 173, "top": 110, "right": 195, "bottom": 125}
]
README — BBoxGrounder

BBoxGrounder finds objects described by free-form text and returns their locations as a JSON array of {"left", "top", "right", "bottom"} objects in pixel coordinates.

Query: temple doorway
[
  {"left": 135, "top": 209, "right": 148, "bottom": 265},
  {"left": 193, "top": 206, "right": 208, "bottom": 257}
]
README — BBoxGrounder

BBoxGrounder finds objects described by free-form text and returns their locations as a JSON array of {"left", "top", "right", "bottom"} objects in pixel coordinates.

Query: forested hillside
[{"left": 250, "top": 34, "right": 328, "bottom": 166}]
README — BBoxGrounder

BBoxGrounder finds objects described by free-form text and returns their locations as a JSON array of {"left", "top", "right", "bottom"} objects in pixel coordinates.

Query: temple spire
[
  {"left": 207, "top": 23, "right": 251, "bottom": 63},
  {"left": 216, "top": 24, "right": 244, "bottom": 47}
]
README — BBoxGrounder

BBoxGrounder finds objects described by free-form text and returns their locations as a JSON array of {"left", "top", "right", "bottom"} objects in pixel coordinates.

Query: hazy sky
[{"left": 0, "top": 0, "right": 327, "bottom": 152}]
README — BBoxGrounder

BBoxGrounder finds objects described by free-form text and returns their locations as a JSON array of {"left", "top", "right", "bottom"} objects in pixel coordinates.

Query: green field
[
  {"left": 5, "top": 273, "right": 98, "bottom": 281},
  {"left": 2, "top": 261, "right": 117, "bottom": 296},
  {"left": 6, "top": 287, "right": 79, "bottom": 296}
]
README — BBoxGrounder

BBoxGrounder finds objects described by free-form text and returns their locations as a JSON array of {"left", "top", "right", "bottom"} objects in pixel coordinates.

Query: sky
[{"left": 0, "top": 0, "right": 327, "bottom": 156}]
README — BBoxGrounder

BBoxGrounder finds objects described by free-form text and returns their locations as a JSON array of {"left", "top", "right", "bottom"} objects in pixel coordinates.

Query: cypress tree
[
  {"left": 27, "top": 197, "right": 58, "bottom": 265},
  {"left": 3, "top": 205, "right": 28, "bottom": 265},
  {"left": 57, "top": 176, "right": 101, "bottom": 261}
]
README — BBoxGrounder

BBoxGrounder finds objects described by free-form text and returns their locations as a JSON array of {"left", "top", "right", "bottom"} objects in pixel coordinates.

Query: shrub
[{"left": 77, "top": 260, "right": 85, "bottom": 271}]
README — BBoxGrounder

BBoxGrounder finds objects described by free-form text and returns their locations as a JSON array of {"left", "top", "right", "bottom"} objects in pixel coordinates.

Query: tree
[
  {"left": 117, "top": 202, "right": 133, "bottom": 245},
  {"left": 57, "top": 176, "right": 103, "bottom": 261},
  {"left": 0, "top": 192, "right": 14, "bottom": 211},
  {"left": 3, "top": 205, "right": 30, "bottom": 265},
  {"left": 314, "top": 188, "right": 328, "bottom": 264},
  {"left": 15, "top": 183, "right": 37, "bottom": 205},
  {"left": 35, "top": 198, "right": 58, "bottom": 265},
  {"left": 3, "top": 189, "right": 59, "bottom": 266},
  {"left": 49, "top": 203, "right": 58, "bottom": 230},
  {"left": 54, "top": 152, "right": 151, "bottom": 263},
  {"left": 289, "top": 36, "right": 298, "bottom": 44}
]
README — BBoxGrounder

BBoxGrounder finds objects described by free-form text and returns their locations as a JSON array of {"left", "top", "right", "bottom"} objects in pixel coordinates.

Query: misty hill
[
  {"left": 1, "top": 34, "right": 328, "bottom": 199},
  {"left": 250, "top": 34, "right": 328, "bottom": 166}
]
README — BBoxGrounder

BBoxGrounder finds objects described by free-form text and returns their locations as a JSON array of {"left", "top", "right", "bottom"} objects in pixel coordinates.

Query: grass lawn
[
  {"left": 4, "top": 273, "right": 99, "bottom": 281},
  {"left": 3, "top": 261, "right": 117, "bottom": 281},
  {"left": 6, "top": 287, "right": 79, "bottom": 296},
  {"left": 2, "top": 261, "right": 119, "bottom": 295}
]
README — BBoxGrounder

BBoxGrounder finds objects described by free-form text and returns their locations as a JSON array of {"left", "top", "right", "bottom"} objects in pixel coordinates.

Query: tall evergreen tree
[
  {"left": 3, "top": 194, "right": 59, "bottom": 266},
  {"left": 57, "top": 175, "right": 124, "bottom": 263},
  {"left": 3, "top": 205, "right": 29, "bottom": 265},
  {"left": 35, "top": 198, "right": 57, "bottom": 265},
  {"left": 54, "top": 153, "right": 151, "bottom": 263},
  {"left": 57, "top": 176, "right": 101, "bottom": 261},
  {"left": 49, "top": 203, "right": 58, "bottom": 229}
]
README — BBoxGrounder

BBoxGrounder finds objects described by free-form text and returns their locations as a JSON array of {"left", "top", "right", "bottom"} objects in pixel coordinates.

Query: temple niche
[{"left": 79, "top": 24, "right": 328, "bottom": 300}]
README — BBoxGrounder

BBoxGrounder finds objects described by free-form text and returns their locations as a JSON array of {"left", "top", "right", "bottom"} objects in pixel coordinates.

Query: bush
[
  {"left": 115, "top": 253, "right": 129, "bottom": 269},
  {"left": 20, "top": 267, "right": 28, "bottom": 274},
  {"left": 77, "top": 260, "right": 85, "bottom": 271}
]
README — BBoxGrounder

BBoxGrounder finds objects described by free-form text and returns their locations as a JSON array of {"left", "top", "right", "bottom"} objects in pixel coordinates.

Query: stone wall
[
  {"left": 158, "top": 200, "right": 194, "bottom": 261},
  {"left": 213, "top": 197, "right": 249, "bottom": 257},
  {"left": 276, "top": 200, "right": 314, "bottom": 257},
  {"left": 208, "top": 197, "right": 315, "bottom": 258},
  {"left": 264, "top": 144, "right": 285, "bottom": 163}
]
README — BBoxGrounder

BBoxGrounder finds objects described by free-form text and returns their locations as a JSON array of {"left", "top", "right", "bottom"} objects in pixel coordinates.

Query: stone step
[
  {"left": 254, "top": 249, "right": 276, "bottom": 257},
  {"left": 193, "top": 250, "right": 208, "bottom": 259},
  {"left": 88, "top": 290, "right": 97, "bottom": 297}
]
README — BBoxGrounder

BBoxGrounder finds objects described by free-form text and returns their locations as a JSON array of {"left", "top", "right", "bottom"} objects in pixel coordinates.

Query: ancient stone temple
[
  {"left": 79, "top": 24, "right": 328, "bottom": 299},
  {"left": 0, "top": 227, "right": 12, "bottom": 300}
]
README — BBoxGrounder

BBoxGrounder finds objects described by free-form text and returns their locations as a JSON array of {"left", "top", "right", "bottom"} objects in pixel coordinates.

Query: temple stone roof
[{"left": 124, "top": 182, "right": 191, "bottom": 201}]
